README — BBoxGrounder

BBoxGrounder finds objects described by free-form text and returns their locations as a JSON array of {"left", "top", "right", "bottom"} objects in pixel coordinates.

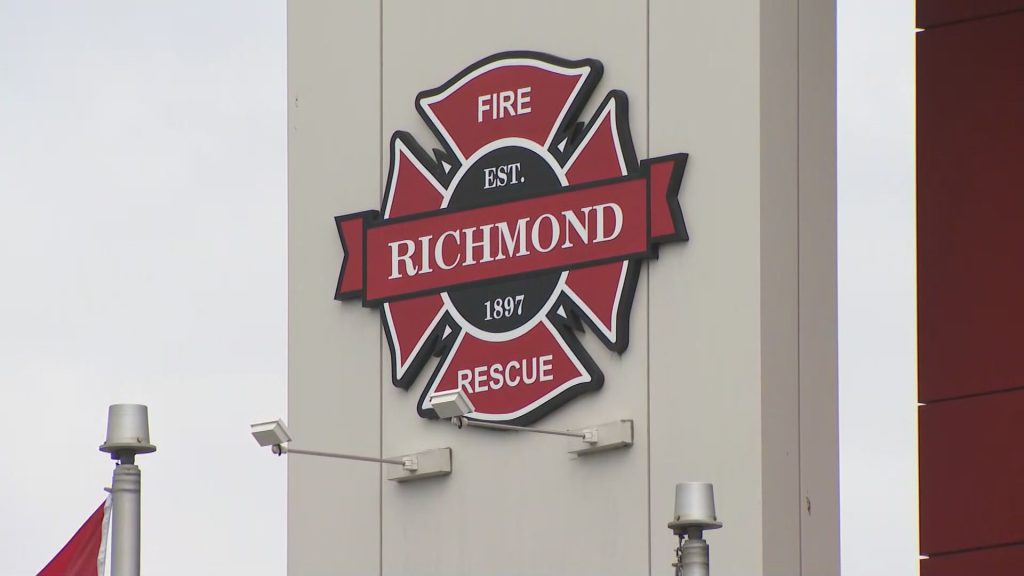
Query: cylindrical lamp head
[
  {"left": 99, "top": 404, "right": 156, "bottom": 457},
  {"left": 669, "top": 482, "right": 722, "bottom": 533}
]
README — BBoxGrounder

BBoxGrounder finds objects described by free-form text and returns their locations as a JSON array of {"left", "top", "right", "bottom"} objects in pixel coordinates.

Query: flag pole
[{"left": 99, "top": 405, "right": 156, "bottom": 576}]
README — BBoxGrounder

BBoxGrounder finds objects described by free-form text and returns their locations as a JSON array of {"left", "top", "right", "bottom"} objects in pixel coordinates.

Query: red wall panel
[
  {"left": 919, "top": 0, "right": 1024, "bottom": 27},
  {"left": 921, "top": 545, "right": 1024, "bottom": 576},
  {"left": 917, "top": 12, "right": 1024, "bottom": 403},
  {"left": 919, "top": 389, "right": 1024, "bottom": 555}
]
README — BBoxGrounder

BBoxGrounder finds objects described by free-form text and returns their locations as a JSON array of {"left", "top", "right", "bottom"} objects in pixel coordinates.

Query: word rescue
[
  {"left": 388, "top": 202, "right": 624, "bottom": 280},
  {"left": 477, "top": 87, "right": 531, "bottom": 122},
  {"left": 457, "top": 355, "right": 554, "bottom": 395}
]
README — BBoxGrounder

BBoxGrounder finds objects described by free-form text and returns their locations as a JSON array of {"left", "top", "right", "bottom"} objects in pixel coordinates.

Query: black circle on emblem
[{"left": 446, "top": 146, "right": 563, "bottom": 334}]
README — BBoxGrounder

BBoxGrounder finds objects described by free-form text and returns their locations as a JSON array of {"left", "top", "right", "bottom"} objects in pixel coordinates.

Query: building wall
[
  {"left": 288, "top": 1, "right": 837, "bottom": 574},
  {"left": 917, "top": 2, "right": 1024, "bottom": 574}
]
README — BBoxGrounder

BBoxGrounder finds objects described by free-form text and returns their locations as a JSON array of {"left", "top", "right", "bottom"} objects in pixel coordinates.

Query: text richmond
[{"left": 387, "top": 202, "right": 624, "bottom": 279}]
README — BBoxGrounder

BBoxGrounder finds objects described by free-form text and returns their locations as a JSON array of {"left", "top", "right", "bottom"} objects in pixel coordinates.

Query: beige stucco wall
[{"left": 287, "top": 1, "right": 836, "bottom": 574}]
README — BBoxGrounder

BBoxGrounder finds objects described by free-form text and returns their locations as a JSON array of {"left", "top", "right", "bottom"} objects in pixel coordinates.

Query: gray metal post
[
  {"left": 99, "top": 404, "right": 156, "bottom": 576},
  {"left": 668, "top": 483, "right": 721, "bottom": 576},
  {"left": 110, "top": 463, "right": 141, "bottom": 576},
  {"left": 678, "top": 529, "right": 710, "bottom": 576}
]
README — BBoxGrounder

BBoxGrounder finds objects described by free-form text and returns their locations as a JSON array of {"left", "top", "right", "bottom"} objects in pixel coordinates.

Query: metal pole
[
  {"left": 275, "top": 445, "right": 406, "bottom": 466},
  {"left": 110, "top": 460, "right": 141, "bottom": 576},
  {"left": 99, "top": 404, "right": 156, "bottom": 576},
  {"left": 669, "top": 482, "right": 721, "bottom": 576},
  {"left": 454, "top": 416, "right": 587, "bottom": 439},
  {"left": 678, "top": 528, "right": 710, "bottom": 576}
]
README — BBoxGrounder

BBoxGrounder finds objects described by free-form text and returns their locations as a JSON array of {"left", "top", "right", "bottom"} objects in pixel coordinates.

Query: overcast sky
[
  {"left": 838, "top": 1, "right": 917, "bottom": 574},
  {"left": 0, "top": 1, "right": 286, "bottom": 574},
  {"left": 0, "top": 1, "right": 915, "bottom": 575}
]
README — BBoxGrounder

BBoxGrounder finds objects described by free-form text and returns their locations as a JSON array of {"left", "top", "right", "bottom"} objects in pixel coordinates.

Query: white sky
[
  {"left": 0, "top": 1, "right": 286, "bottom": 574},
  {"left": 838, "top": 1, "right": 918, "bottom": 574},
  {"left": 0, "top": 1, "right": 915, "bottom": 574}
]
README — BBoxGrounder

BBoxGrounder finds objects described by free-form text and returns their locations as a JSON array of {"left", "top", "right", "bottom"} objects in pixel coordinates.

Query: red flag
[{"left": 37, "top": 497, "right": 110, "bottom": 576}]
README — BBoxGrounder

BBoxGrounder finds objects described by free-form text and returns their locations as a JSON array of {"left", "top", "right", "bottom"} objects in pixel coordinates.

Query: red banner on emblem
[{"left": 336, "top": 156, "right": 686, "bottom": 304}]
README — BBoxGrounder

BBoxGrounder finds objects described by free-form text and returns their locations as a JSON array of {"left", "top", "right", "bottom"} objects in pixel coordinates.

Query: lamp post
[
  {"left": 668, "top": 482, "right": 722, "bottom": 576},
  {"left": 99, "top": 404, "right": 156, "bottom": 576}
]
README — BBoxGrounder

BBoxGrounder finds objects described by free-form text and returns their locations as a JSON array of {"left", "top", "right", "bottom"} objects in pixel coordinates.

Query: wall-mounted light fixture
[
  {"left": 429, "top": 389, "right": 633, "bottom": 456},
  {"left": 668, "top": 482, "right": 722, "bottom": 576},
  {"left": 249, "top": 419, "right": 451, "bottom": 483}
]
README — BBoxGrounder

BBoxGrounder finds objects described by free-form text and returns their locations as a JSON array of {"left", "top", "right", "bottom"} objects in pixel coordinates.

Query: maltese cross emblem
[{"left": 336, "top": 52, "right": 688, "bottom": 425}]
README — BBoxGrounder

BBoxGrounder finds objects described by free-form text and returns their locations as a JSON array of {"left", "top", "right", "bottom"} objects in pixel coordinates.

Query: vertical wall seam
[
  {"left": 284, "top": 5, "right": 291, "bottom": 571},
  {"left": 795, "top": 0, "right": 803, "bottom": 573},
  {"left": 645, "top": 0, "right": 653, "bottom": 573},
  {"left": 378, "top": 3, "right": 384, "bottom": 575}
]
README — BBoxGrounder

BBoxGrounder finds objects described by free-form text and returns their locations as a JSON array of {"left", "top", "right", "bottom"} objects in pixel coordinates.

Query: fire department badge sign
[{"left": 336, "top": 52, "right": 688, "bottom": 425}]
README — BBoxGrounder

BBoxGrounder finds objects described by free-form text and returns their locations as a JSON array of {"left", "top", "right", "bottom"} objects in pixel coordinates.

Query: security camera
[{"left": 250, "top": 419, "right": 292, "bottom": 447}]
